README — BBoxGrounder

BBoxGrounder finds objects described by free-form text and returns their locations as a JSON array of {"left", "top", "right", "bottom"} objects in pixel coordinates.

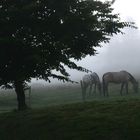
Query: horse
[
  {"left": 80, "top": 72, "right": 101, "bottom": 101},
  {"left": 102, "top": 70, "right": 138, "bottom": 96}
]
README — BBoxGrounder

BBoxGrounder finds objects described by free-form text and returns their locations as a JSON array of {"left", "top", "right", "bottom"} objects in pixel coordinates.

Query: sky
[
  {"left": 113, "top": 0, "right": 140, "bottom": 28},
  {"left": 32, "top": 0, "right": 140, "bottom": 85}
]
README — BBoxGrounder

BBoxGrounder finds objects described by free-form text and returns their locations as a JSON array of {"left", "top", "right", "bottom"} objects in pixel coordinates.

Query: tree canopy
[{"left": 0, "top": 0, "right": 136, "bottom": 110}]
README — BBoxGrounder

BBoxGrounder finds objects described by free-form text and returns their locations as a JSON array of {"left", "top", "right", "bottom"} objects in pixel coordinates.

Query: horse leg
[
  {"left": 83, "top": 87, "right": 86, "bottom": 101},
  {"left": 89, "top": 84, "right": 92, "bottom": 96},
  {"left": 82, "top": 87, "right": 87, "bottom": 101},
  {"left": 125, "top": 82, "right": 128, "bottom": 94},
  {"left": 103, "top": 83, "right": 108, "bottom": 96},
  {"left": 106, "top": 83, "right": 109, "bottom": 96},
  {"left": 80, "top": 80, "right": 86, "bottom": 101},
  {"left": 103, "top": 82, "right": 106, "bottom": 96},
  {"left": 98, "top": 83, "right": 102, "bottom": 96},
  {"left": 94, "top": 83, "right": 97, "bottom": 94},
  {"left": 120, "top": 83, "right": 124, "bottom": 95}
]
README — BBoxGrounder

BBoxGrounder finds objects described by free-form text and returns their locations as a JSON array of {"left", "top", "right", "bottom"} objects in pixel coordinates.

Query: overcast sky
[
  {"left": 32, "top": 0, "right": 140, "bottom": 85},
  {"left": 113, "top": 0, "right": 140, "bottom": 28}
]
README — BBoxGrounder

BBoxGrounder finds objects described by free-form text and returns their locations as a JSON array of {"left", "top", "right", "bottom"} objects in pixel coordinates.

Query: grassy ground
[
  {"left": 0, "top": 83, "right": 140, "bottom": 139},
  {"left": 0, "top": 83, "right": 139, "bottom": 111},
  {"left": 0, "top": 83, "right": 83, "bottom": 112},
  {"left": 1, "top": 99, "right": 140, "bottom": 140}
]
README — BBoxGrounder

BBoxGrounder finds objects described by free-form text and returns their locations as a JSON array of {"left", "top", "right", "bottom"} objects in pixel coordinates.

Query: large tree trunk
[{"left": 14, "top": 80, "right": 27, "bottom": 111}]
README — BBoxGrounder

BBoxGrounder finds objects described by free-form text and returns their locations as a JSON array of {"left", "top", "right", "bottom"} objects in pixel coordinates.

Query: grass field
[
  {"left": 0, "top": 82, "right": 139, "bottom": 112},
  {"left": 0, "top": 83, "right": 83, "bottom": 112},
  {"left": 0, "top": 83, "right": 140, "bottom": 140}
]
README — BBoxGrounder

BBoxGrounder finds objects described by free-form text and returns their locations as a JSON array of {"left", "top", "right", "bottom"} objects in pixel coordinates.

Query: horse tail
[
  {"left": 94, "top": 72, "right": 100, "bottom": 81},
  {"left": 80, "top": 80, "right": 86, "bottom": 101},
  {"left": 94, "top": 72, "right": 101, "bottom": 94},
  {"left": 102, "top": 74, "right": 106, "bottom": 96}
]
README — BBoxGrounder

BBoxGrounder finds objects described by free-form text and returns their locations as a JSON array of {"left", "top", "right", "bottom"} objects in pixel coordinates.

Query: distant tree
[{"left": 0, "top": 0, "right": 136, "bottom": 110}]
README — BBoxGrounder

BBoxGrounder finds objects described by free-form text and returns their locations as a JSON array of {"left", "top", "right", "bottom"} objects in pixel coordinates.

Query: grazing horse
[
  {"left": 102, "top": 70, "right": 138, "bottom": 96},
  {"left": 80, "top": 72, "right": 101, "bottom": 101}
]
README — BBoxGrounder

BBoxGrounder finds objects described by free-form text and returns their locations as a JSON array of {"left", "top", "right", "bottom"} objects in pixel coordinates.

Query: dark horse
[
  {"left": 102, "top": 70, "right": 138, "bottom": 96},
  {"left": 80, "top": 72, "right": 101, "bottom": 101}
]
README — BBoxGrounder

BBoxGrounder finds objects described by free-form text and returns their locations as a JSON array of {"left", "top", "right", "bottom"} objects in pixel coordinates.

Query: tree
[
  {"left": 0, "top": 0, "right": 136, "bottom": 110},
  {"left": 111, "top": 0, "right": 116, "bottom": 4}
]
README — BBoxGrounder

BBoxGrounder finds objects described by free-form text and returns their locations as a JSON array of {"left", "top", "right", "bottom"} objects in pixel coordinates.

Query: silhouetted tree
[{"left": 0, "top": 0, "right": 136, "bottom": 110}]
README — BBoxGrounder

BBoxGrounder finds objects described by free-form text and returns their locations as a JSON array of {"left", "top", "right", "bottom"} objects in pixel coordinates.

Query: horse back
[{"left": 103, "top": 71, "right": 130, "bottom": 83}]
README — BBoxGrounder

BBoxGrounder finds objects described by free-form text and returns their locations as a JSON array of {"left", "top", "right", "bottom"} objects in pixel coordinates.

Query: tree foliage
[{"left": 0, "top": 0, "right": 136, "bottom": 110}]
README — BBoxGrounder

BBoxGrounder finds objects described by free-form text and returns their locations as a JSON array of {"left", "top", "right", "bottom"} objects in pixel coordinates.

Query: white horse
[{"left": 80, "top": 72, "right": 101, "bottom": 101}]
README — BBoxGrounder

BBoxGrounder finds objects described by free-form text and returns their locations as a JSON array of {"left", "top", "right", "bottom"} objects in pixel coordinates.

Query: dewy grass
[{"left": 0, "top": 99, "right": 140, "bottom": 140}]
